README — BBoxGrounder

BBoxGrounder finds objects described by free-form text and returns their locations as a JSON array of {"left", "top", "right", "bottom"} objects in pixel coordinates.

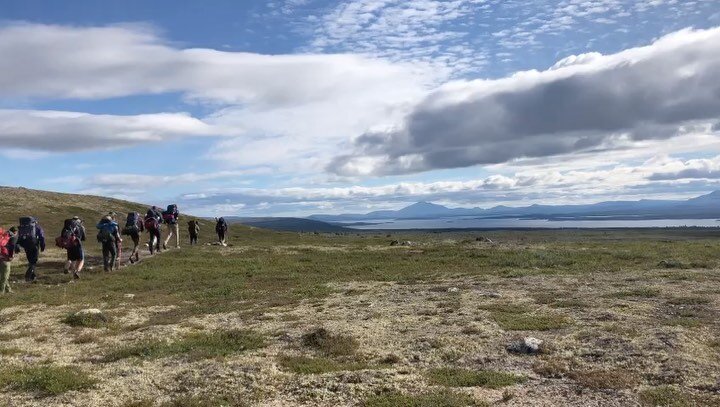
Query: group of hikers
[{"left": 0, "top": 204, "right": 230, "bottom": 294}]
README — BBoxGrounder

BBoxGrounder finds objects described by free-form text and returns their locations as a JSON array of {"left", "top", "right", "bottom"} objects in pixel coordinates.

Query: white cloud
[
  {"left": 0, "top": 23, "right": 432, "bottom": 165},
  {"left": 0, "top": 109, "right": 214, "bottom": 151},
  {"left": 0, "top": 23, "right": 432, "bottom": 105},
  {"left": 330, "top": 27, "right": 720, "bottom": 176}
]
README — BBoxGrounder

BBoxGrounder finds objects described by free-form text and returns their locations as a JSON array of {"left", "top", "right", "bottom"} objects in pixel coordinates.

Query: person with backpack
[
  {"left": 215, "top": 217, "right": 228, "bottom": 246},
  {"left": 188, "top": 220, "right": 200, "bottom": 245},
  {"left": 16, "top": 217, "right": 45, "bottom": 282},
  {"left": 145, "top": 206, "right": 163, "bottom": 254},
  {"left": 122, "top": 211, "right": 144, "bottom": 264},
  {"left": 1, "top": 227, "right": 18, "bottom": 294},
  {"left": 162, "top": 204, "right": 180, "bottom": 250},
  {"left": 57, "top": 216, "right": 86, "bottom": 279},
  {"left": 97, "top": 213, "right": 122, "bottom": 272}
]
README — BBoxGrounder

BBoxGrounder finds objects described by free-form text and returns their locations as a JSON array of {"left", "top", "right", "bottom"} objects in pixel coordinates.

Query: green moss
[
  {"left": 279, "top": 355, "right": 369, "bottom": 374},
  {"left": 0, "top": 365, "right": 96, "bottom": 397},
  {"left": 364, "top": 390, "right": 485, "bottom": 407},
  {"left": 492, "top": 312, "right": 570, "bottom": 331}
]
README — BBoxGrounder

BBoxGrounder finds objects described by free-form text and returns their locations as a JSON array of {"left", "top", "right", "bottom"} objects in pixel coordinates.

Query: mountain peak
[{"left": 688, "top": 190, "right": 720, "bottom": 201}]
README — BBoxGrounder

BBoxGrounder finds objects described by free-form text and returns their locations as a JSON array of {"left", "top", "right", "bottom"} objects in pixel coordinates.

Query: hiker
[
  {"left": 188, "top": 220, "right": 200, "bottom": 245},
  {"left": 215, "top": 217, "right": 228, "bottom": 246},
  {"left": 97, "top": 213, "right": 122, "bottom": 272},
  {"left": 0, "top": 227, "right": 18, "bottom": 294},
  {"left": 56, "top": 216, "right": 86, "bottom": 279},
  {"left": 162, "top": 204, "right": 180, "bottom": 249},
  {"left": 16, "top": 217, "right": 45, "bottom": 282},
  {"left": 122, "top": 211, "right": 144, "bottom": 264},
  {"left": 144, "top": 206, "right": 163, "bottom": 254}
]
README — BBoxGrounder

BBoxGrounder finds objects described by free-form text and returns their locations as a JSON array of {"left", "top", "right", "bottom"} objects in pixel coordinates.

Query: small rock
[
  {"left": 124, "top": 294, "right": 135, "bottom": 299},
  {"left": 507, "top": 337, "right": 544, "bottom": 355},
  {"left": 390, "top": 240, "right": 400, "bottom": 246},
  {"left": 447, "top": 287, "right": 460, "bottom": 293},
  {"left": 476, "top": 236, "right": 494, "bottom": 243},
  {"left": 400, "top": 241, "right": 415, "bottom": 246}
]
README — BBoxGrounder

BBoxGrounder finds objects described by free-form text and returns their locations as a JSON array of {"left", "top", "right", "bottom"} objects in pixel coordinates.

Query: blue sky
[{"left": 2, "top": 0, "right": 720, "bottom": 216}]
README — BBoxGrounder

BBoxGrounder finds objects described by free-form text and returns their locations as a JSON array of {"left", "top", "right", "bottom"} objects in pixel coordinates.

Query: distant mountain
[
  {"left": 226, "top": 217, "right": 350, "bottom": 233},
  {"left": 309, "top": 191, "right": 720, "bottom": 223}
]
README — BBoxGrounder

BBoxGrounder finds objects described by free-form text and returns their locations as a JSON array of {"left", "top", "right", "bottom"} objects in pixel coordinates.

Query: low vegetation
[
  {"left": 0, "top": 365, "right": 96, "bottom": 397},
  {"left": 427, "top": 368, "right": 525, "bottom": 389},
  {"left": 102, "top": 329, "right": 265, "bottom": 362},
  {"left": 364, "top": 390, "right": 485, "bottom": 407}
]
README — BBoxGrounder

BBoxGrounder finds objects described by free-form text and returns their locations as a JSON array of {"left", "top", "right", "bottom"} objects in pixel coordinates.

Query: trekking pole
[{"left": 117, "top": 241, "right": 123, "bottom": 269}]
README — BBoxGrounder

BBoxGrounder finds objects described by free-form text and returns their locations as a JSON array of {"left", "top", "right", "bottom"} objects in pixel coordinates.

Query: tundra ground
[{"left": 1, "top": 227, "right": 720, "bottom": 406}]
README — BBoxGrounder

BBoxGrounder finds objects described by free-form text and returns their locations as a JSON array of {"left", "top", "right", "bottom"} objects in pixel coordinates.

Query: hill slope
[{"left": 0, "top": 187, "right": 151, "bottom": 234}]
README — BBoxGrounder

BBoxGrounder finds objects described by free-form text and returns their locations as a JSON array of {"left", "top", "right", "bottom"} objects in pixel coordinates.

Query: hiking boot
[
  {"left": 73, "top": 272, "right": 80, "bottom": 280},
  {"left": 129, "top": 257, "right": 135, "bottom": 264},
  {"left": 163, "top": 243, "right": 167, "bottom": 250}
]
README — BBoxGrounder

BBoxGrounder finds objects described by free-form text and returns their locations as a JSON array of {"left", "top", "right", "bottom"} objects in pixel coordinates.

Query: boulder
[{"left": 507, "top": 337, "right": 544, "bottom": 355}]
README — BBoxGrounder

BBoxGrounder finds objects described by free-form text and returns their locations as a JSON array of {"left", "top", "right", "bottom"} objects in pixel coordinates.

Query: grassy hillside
[
  {"left": 0, "top": 186, "right": 151, "bottom": 232},
  {"left": 0, "top": 188, "right": 719, "bottom": 406}
]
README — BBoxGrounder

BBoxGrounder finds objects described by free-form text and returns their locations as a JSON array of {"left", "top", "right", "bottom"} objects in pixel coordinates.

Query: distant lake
[{"left": 339, "top": 217, "right": 720, "bottom": 230}]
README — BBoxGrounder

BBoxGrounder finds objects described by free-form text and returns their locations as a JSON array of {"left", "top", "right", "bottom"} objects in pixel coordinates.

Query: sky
[{"left": 2, "top": 0, "right": 720, "bottom": 216}]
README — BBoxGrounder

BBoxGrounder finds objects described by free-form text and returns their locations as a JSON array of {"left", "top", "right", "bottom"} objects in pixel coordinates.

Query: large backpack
[
  {"left": 0, "top": 228, "right": 13, "bottom": 261},
  {"left": 97, "top": 221, "right": 115, "bottom": 243},
  {"left": 18, "top": 217, "right": 37, "bottom": 244},
  {"left": 123, "top": 212, "right": 142, "bottom": 235},
  {"left": 144, "top": 216, "right": 160, "bottom": 232},
  {"left": 216, "top": 217, "right": 228, "bottom": 232},
  {"left": 162, "top": 204, "right": 178, "bottom": 224},
  {"left": 55, "top": 219, "right": 80, "bottom": 249}
]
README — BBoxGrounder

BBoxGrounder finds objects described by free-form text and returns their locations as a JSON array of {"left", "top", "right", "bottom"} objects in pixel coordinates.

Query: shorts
[{"left": 67, "top": 244, "right": 84, "bottom": 261}]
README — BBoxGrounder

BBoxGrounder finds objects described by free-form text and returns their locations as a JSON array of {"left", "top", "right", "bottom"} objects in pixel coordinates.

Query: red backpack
[
  {"left": 144, "top": 217, "right": 160, "bottom": 231},
  {"left": 0, "top": 228, "right": 13, "bottom": 261}
]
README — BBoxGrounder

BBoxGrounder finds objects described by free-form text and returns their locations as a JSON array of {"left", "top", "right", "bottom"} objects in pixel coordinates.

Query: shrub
[{"left": 0, "top": 365, "right": 96, "bottom": 397}]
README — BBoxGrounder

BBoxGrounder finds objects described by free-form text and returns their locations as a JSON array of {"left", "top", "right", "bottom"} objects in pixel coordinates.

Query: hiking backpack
[
  {"left": 144, "top": 216, "right": 160, "bottom": 232},
  {"left": 18, "top": 217, "right": 37, "bottom": 244},
  {"left": 97, "top": 221, "right": 115, "bottom": 243},
  {"left": 123, "top": 212, "right": 141, "bottom": 235},
  {"left": 162, "top": 204, "right": 178, "bottom": 224},
  {"left": 216, "top": 217, "right": 228, "bottom": 232},
  {"left": 0, "top": 228, "right": 13, "bottom": 261},
  {"left": 55, "top": 219, "right": 80, "bottom": 249}
]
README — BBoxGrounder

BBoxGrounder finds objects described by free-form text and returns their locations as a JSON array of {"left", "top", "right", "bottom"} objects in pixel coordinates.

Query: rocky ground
[{"left": 1, "top": 230, "right": 720, "bottom": 406}]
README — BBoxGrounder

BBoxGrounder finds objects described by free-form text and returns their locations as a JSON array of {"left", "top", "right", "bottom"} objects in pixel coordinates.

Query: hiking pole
[{"left": 117, "top": 241, "right": 122, "bottom": 269}]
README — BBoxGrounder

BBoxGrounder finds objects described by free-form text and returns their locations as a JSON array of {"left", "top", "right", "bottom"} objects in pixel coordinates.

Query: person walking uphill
[
  {"left": 188, "top": 220, "right": 200, "bottom": 245},
  {"left": 162, "top": 204, "right": 180, "bottom": 249},
  {"left": 56, "top": 216, "right": 86, "bottom": 279},
  {"left": 16, "top": 217, "right": 45, "bottom": 282},
  {"left": 145, "top": 206, "right": 163, "bottom": 254},
  {"left": 123, "top": 211, "right": 144, "bottom": 264},
  {"left": 97, "top": 214, "right": 122, "bottom": 272},
  {"left": 1, "top": 227, "right": 18, "bottom": 294}
]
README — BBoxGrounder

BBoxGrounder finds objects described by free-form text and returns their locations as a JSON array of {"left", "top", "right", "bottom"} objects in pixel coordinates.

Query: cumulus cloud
[
  {"left": 0, "top": 110, "right": 215, "bottom": 151},
  {"left": 0, "top": 22, "right": 431, "bottom": 165},
  {"left": 330, "top": 27, "right": 720, "bottom": 176},
  {"left": 0, "top": 23, "right": 431, "bottom": 104},
  {"left": 648, "top": 156, "right": 720, "bottom": 181}
]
